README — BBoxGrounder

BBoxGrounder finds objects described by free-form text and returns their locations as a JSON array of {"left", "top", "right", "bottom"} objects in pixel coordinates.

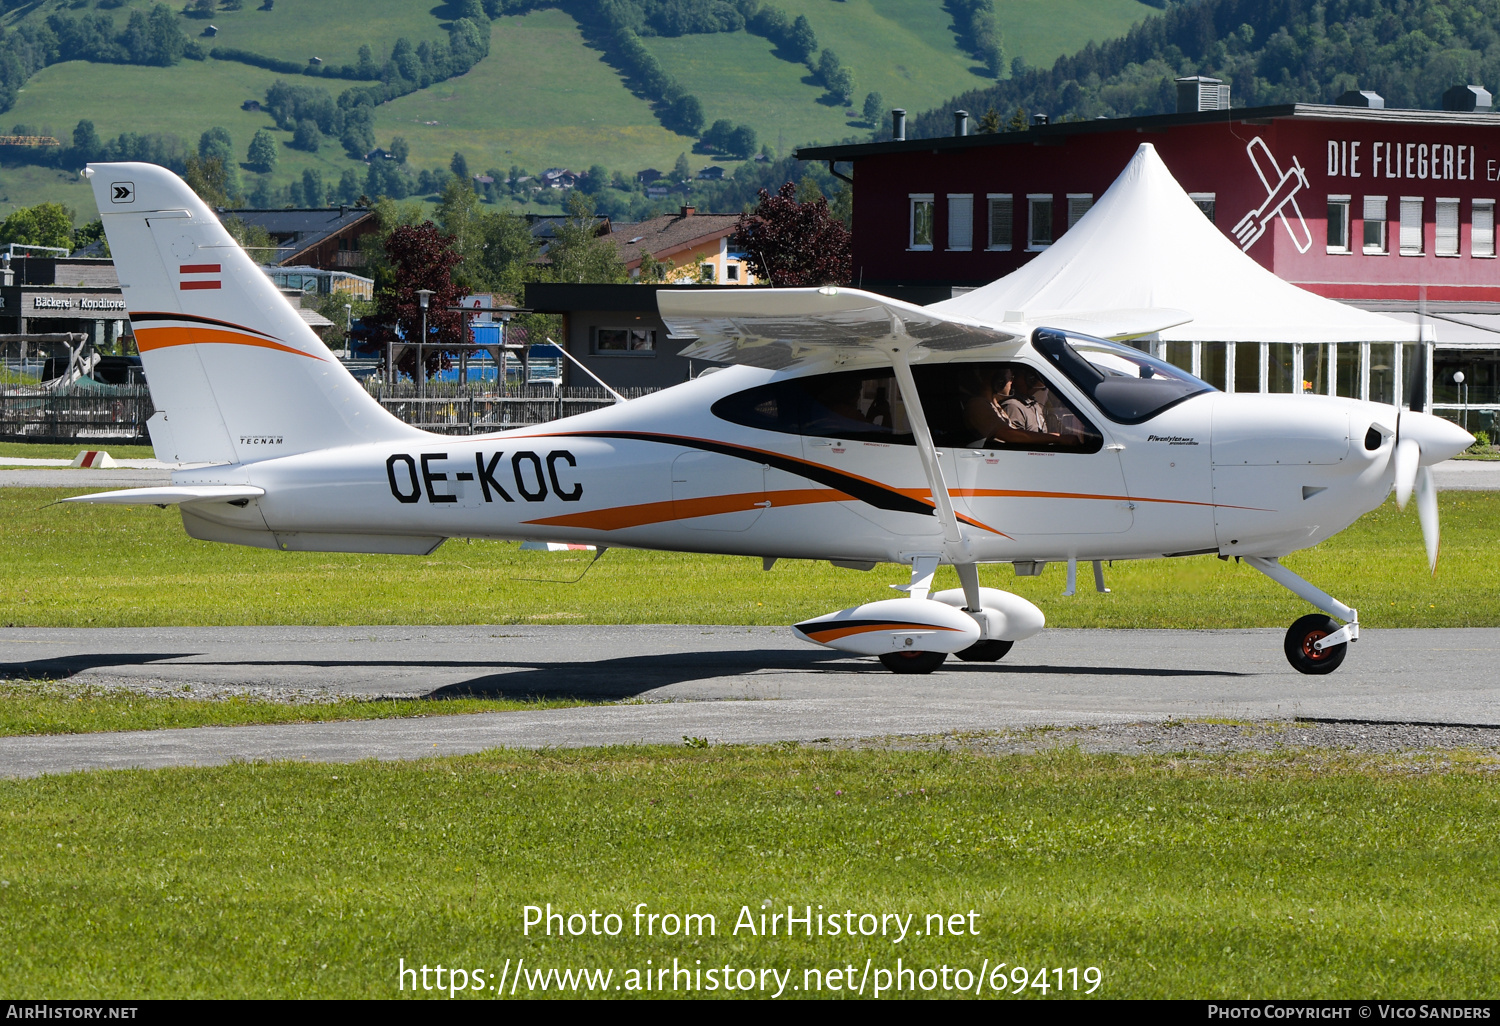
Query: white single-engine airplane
[{"left": 67, "top": 163, "right": 1472, "bottom": 675}]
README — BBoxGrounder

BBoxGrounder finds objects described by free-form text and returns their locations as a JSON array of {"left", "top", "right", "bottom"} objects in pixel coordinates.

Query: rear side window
[
  {"left": 710, "top": 368, "right": 911, "bottom": 445},
  {"left": 1032, "top": 329, "right": 1214, "bottom": 423}
]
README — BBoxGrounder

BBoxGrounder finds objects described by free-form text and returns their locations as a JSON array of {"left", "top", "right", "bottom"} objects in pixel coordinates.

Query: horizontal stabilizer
[
  {"left": 60, "top": 485, "right": 265, "bottom": 506},
  {"left": 659, "top": 287, "right": 1022, "bottom": 369}
]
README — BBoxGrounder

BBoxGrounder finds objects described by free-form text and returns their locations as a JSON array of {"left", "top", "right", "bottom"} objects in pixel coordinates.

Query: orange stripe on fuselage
[
  {"left": 800, "top": 621, "right": 964, "bottom": 643},
  {"left": 523, "top": 487, "right": 849, "bottom": 532},
  {"left": 134, "top": 325, "right": 322, "bottom": 361}
]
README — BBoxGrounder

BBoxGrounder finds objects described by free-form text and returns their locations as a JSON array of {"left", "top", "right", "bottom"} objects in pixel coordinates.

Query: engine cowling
[
  {"left": 930, "top": 587, "right": 1046, "bottom": 642},
  {"left": 792, "top": 597, "right": 982, "bottom": 656}
]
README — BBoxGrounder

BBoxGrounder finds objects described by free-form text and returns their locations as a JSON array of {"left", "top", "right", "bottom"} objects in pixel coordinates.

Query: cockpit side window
[
  {"left": 911, "top": 362, "right": 1103, "bottom": 453},
  {"left": 711, "top": 362, "right": 1102, "bottom": 453},
  {"left": 1033, "top": 329, "right": 1214, "bottom": 423}
]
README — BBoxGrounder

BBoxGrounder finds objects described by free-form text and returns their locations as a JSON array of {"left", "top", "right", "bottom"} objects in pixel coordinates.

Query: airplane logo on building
[{"left": 1231, "top": 137, "right": 1313, "bottom": 254}]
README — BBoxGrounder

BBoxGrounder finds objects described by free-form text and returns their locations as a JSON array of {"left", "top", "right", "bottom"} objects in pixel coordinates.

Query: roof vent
[
  {"left": 891, "top": 108, "right": 906, "bottom": 142},
  {"left": 1175, "top": 75, "right": 1230, "bottom": 113},
  {"left": 1030, "top": 113, "right": 1049, "bottom": 127},
  {"left": 1443, "top": 84, "right": 1493, "bottom": 112},
  {"left": 1336, "top": 89, "right": 1384, "bottom": 109},
  {"left": 954, "top": 109, "right": 970, "bottom": 137}
]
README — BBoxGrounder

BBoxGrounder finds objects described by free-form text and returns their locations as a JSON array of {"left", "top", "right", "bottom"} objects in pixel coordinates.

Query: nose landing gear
[
  {"left": 1283, "top": 614, "right": 1348, "bottom": 675},
  {"left": 1244, "top": 556, "right": 1359, "bottom": 675}
]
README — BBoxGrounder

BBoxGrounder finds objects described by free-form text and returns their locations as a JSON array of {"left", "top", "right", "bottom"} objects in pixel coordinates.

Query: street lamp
[
  {"left": 343, "top": 303, "right": 352, "bottom": 359},
  {"left": 416, "top": 288, "right": 433, "bottom": 401},
  {"left": 1454, "top": 370, "right": 1467, "bottom": 431}
]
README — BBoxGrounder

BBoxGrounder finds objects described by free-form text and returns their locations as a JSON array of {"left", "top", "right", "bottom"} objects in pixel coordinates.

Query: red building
[
  {"left": 801, "top": 99, "right": 1500, "bottom": 302},
  {"left": 799, "top": 93, "right": 1500, "bottom": 430}
]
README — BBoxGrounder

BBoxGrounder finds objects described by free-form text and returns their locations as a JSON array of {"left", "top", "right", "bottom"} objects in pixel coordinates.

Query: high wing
[
  {"left": 658, "top": 287, "right": 1022, "bottom": 369},
  {"left": 657, "top": 286, "right": 1192, "bottom": 368},
  {"left": 1034, "top": 307, "right": 1193, "bottom": 342}
]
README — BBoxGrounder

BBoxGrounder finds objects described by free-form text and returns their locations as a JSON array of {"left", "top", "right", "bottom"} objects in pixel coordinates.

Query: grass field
[
  {"left": 0, "top": 0, "right": 1155, "bottom": 213},
  {"left": 1, "top": 487, "right": 1494, "bottom": 630},
  {"left": 0, "top": 442, "right": 155, "bottom": 460},
  {"left": 374, "top": 9, "right": 694, "bottom": 185},
  {"left": 2, "top": 746, "right": 1497, "bottom": 997},
  {"left": 0, "top": 683, "right": 587, "bottom": 737}
]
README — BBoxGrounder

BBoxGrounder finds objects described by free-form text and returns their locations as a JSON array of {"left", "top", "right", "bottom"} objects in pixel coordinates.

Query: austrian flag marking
[{"left": 179, "top": 264, "right": 222, "bottom": 291}]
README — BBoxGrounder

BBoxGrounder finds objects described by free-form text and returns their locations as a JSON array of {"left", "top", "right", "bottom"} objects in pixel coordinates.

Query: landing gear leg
[{"left": 1244, "top": 556, "right": 1359, "bottom": 676}]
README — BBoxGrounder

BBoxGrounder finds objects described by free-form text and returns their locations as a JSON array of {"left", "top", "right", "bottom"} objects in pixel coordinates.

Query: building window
[
  {"left": 1027, "top": 195, "right": 1053, "bottom": 250},
  {"left": 909, "top": 194, "right": 934, "bottom": 250},
  {"left": 1435, "top": 198, "right": 1459, "bottom": 257},
  {"left": 726, "top": 263, "right": 740, "bottom": 281},
  {"left": 986, "top": 194, "right": 1012, "bottom": 251},
  {"left": 593, "top": 327, "right": 656, "bottom": 354},
  {"left": 1189, "top": 193, "right": 1216, "bottom": 222},
  {"left": 699, "top": 263, "right": 715, "bottom": 283},
  {"left": 1399, "top": 197, "right": 1423, "bottom": 255},
  {"left": 947, "top": 194, "right": 973, "bottom": 251},
  {"left": 1326, "top": 195, "right": 1351, "bottom": 253},
  {"left": 1363, "top": 195, "right": 1387, "bottom": 254},
  {"left": 1065, "top": 194, "right": 1093, "bottom": 231},
  {"left": 1474, "top": 200, "right": 1495, "bottom": 258}
]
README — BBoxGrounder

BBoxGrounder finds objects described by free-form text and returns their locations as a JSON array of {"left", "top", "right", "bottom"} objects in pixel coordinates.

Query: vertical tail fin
[{"left": 86, "top": 162, "right": 414, "bottom": 464}]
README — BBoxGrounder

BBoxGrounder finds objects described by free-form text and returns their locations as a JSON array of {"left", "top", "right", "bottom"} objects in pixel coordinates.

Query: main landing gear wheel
[
  {"left": 879, "top": 650, "right": 948, "bottom": 674},
  {"left": 1284, "top": 614, "right": 1348, "bottom": 675},
  {"left": 955, "top": 639, "right": 1014, "bottom": 662}
]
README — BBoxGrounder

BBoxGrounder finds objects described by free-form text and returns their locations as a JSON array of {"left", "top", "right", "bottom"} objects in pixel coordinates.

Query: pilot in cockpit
[{"left": 964, "top": 365, "right": 1086, "bottom": 448}]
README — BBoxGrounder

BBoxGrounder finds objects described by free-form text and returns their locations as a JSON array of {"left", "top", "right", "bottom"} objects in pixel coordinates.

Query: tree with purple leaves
[
  {"left": 374, "top": 221, "right": 467, "bottom": 382},
  {"left": 731, "top": 181, "right": 852, "bottom": 287}
]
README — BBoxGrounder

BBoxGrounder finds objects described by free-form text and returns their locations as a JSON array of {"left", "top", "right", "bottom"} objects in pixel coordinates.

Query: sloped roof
[
  {"left": 221, "top": 207, "right": 373, "bottom": 265},
  {"left": 933, "top": 144, "right": 1427, "bottom": 343},
  {"left": 609, "top": 211, "right": 740, "bottom": 268}
]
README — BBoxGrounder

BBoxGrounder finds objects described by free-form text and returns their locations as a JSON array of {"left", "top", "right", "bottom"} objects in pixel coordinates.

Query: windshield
[{"left": 1032, "top": 329, "right": 1215, "bottom": 423}]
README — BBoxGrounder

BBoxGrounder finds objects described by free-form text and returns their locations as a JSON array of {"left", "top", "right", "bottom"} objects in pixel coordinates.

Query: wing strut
[{"left": 885, "top": 336, "right": 982, "bottom": 611}]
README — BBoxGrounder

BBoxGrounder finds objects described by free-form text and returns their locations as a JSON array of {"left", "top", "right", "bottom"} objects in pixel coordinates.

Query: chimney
[
  {"left": 1336, "top": 89, "right": 1385, "bottom": 109},
  {"left": 891, "top": 108, "right": 906, "bottom": 141},
  {"left": 680, "top": 205, "right": 695, "bottom": 218},
  {"left": 954, "top": 109, "right": 970, "bottom": 136},
  {"left": 1030, "top": 113, "right": 1049, "bottom": 127},
  {"left": 1175, "top": 75, "right": 1231, "bottom": 112},
  {"left": 1443, "top": 84, "right": 1493, "bottom": 112}
]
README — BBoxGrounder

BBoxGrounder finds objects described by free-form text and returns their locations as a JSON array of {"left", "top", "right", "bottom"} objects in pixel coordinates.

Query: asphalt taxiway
[{"left": 0, "top": 625, "right": 1495, "bottom": 778}]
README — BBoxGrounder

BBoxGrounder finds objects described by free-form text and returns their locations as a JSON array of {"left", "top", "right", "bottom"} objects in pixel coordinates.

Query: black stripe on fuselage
[
  {"left": 129, "top": 310, "right": 283, "bottom": 342},
  {"left": 555, "top": 430, "right": 936, "bottom": 518}
]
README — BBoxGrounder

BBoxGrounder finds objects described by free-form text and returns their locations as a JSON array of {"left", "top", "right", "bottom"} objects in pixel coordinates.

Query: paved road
[{"left": 0, "top": 625, "right": 1494, "bottom": 778}]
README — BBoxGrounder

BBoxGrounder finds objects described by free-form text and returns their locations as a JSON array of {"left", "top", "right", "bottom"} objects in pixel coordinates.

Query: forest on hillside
[{"left": 911, "top": 0, "right": 1500, "bottom": 138}]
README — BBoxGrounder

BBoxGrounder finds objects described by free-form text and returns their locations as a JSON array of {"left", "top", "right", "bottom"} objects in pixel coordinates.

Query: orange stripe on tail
[{"left": 134, "top": 325, "right": 322, "bottom": 361}]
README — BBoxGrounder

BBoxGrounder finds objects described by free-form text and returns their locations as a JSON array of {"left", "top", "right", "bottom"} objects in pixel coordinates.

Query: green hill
[{"left": 0, "top": 0, "right": 1154, "bottom": 219}]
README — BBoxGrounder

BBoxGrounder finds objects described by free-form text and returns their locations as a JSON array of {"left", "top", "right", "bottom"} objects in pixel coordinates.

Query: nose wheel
[
  {"left": 1283, "top": 614, "right": 1348, "bottom": 674},
  {"left": 878, "top": 650, "right": 948, "bottom": 674}
]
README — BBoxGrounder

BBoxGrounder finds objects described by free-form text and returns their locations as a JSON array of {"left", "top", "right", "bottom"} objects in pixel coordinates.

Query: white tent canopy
[{"left": 933, "top": 143, "right": 1428, "bottom": 344}]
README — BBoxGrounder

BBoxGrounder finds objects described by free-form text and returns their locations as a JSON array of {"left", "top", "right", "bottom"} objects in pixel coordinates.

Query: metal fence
[
  {"left": 367, "top": 382, "right": 660, "bottom": 433},
  {"left": 0, "top": 381, "right": 659, "bottom": 444},
  {"left": 0, "top": 384, "right": 154, "bottom": 443}
]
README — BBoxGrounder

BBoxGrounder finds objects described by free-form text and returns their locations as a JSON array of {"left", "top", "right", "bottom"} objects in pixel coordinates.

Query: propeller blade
[
  {"left": 1392, "top": 437, "right": 1420, "bottom": 509},
  {"left": 1415, "top": 464, "right": 1439, "bottom": 574},
  {"left": 1408, "top": 341, "right": 1428, "bottom": 412}
]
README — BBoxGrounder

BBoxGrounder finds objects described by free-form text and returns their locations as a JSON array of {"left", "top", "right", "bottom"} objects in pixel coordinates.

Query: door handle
[{"left": 1106, "top": 443, "right": 1126, "bottom": 451}]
